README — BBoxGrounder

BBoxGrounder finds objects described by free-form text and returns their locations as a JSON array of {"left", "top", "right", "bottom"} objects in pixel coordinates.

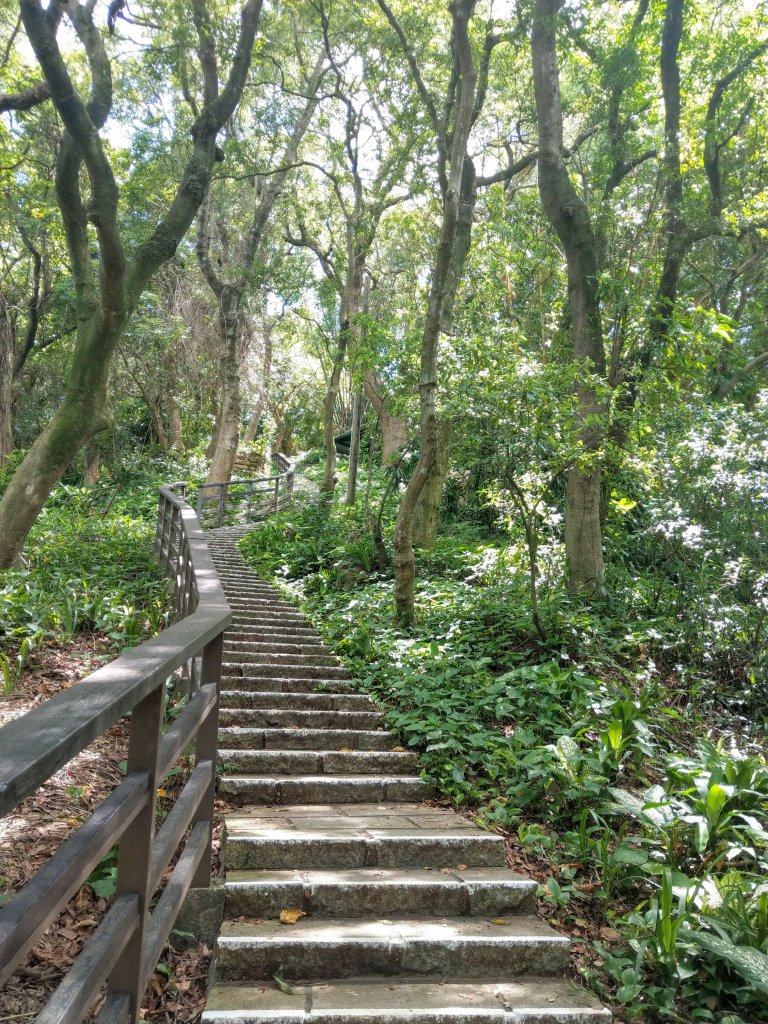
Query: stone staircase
[{"left": 202, "top": 526, "right": 610, "bottom": 1023}]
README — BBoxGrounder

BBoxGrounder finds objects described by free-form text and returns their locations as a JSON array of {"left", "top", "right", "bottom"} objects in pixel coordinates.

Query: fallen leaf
[
  {"left": 279, "top": 908, "right": 307, "bottom": 925},
  {"left": 456, "top": 864, "right": 468, "bottom": 871},
  {"left": 599, "top": 927, "right": 622, "bottom": 942},
  {"left": 490, "top": 918, "right": 509, "bottom": 926}
]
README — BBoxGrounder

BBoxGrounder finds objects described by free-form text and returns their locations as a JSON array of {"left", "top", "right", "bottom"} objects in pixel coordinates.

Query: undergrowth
[{"left": 240, "top": 425, "right": 768, "bottom": 1024}]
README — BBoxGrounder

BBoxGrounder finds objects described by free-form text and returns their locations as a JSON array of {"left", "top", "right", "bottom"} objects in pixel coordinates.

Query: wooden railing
[
  {"left": 196, "top": 453, "right": 294, "bottom": 529},
  {"left": 0, "top": 482, "right": 231, "bottom": 1024}
]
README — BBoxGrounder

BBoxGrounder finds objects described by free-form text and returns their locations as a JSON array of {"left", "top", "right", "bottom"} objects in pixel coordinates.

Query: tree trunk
[
  {"left": 206, "top": 289, "right": 241, "bottom": 484},
  {"left": 83, "top": 439, "right": 100, "bottom": 486},
  {"left": 345, "top": 388, "right": 363, "bottom": 505},
  {"left": 168, "top": 396, "right": 184, "bottom": 451},
  {"left": 0, "top": 293, "right": 14, "bottom": 464},
  {"left": 321, "top": 324, "right": 349, "bottom": 495},
  {"left": 391, "top": 1, "right": 477, "bottom": 624},
  {"left": 363, "top": 375, "right": 408, "bottom": 465},
  {"left": 412, "top": 420, "right": 452, "bottom": 549},
  {"left": 0, "top": 320, "right": 117, "bottom": 565},
  {"left": 531, "top": 0, "right": 607, "bottom": 596},
  {"left": 243, "top": 312, "right": 273, "bottom": 443}
]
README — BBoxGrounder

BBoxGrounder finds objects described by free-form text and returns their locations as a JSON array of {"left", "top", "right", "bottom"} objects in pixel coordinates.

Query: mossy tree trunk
[
  {"left": 0, "top": 0, "right": 264, "bottom": 567},
  {"left": 531, "top": 0, "right": 607, "bottom": 595}
]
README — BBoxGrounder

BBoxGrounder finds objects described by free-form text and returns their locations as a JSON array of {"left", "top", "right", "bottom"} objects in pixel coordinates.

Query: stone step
[
  {"left": 226, "top": 599, "right": 300, "bottom": 613},
  {"left": 219, "top": 690, "right": 370, "bottom": 711},
  {"left": 230, "top": 613, "right": 309, "bottom": 626},
  {"left": 218, "top": 708, "right": 385, "bottom": 730},
  {"left": 223, "top": 640, "right": 331, "bottom": 658},
  {"left": 218, "top": 749, "right": 420, "bottom": 776},
  {"left": 219, "top": 692, "right": 372, "bottom": 716},
  {"left": 223, "top": 651, "right": 342, "bottom": 669},
  {"left": 223, "top": 822, "right": 504, "bottom": 870},
  {"left": 219, "top": 775, "right": 429, "bottom": 806},
  {"left": 221, "top": 676, "right": 357, "bottom": 694},
  {"left": 214, "top": 916, "right": 569, "bottom": 982},
  {"left": 217, "top": 727, "right": 396, "bottom": 751},
  {"left": 221, "top": 661, "right": 351, "bottom": 680},
  {"left": 224, "top": 867, "right": 536, "bottom": 918},
  {"left": 203, "top": 977, "right": 611, "bottom": 1023},
  {"left": 225, "top": 627, "right": 321, "bottom": 642}
]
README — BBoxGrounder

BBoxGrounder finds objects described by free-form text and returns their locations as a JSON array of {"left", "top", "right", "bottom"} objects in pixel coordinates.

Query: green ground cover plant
[
  {"left": 240, "top": 407, "right": 768, "bottom": 1024},
  {"left": 0, "top": 453, "right": 183, "bottom": 657}
]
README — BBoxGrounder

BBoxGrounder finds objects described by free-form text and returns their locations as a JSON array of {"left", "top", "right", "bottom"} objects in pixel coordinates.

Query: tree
[
  {"left": 531, "top": 0, "right": 608, "bottom": 595},
  {"left": 198, "top": 41, "right": 326, "bottom": 485},
  {"left": 0, "top": 0, "right": 263, "bottom": 566}
]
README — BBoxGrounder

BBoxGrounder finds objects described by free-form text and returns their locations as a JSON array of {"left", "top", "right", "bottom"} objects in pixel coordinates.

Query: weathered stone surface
[
  {"left": 215, "top": 916, "right": 569, "bottom": 981},
  {"left": 173, "top": 885, "right": 225, "bottom": 947}
]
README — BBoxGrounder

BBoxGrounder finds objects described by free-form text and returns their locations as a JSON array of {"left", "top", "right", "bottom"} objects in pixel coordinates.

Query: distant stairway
[{"left": 202, "top": 525, "right": 610, "bottom": 1023}]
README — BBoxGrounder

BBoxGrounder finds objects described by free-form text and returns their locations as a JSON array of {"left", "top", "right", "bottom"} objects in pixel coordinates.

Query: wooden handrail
[
  {"left": 0, "top": 483, "right": 231, "bottom": 1024},
  {"left": 196, "top": 453, "right": 295, "bottom": 528}
]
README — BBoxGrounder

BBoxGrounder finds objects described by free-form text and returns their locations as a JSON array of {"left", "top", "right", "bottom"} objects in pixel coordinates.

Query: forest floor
[{"left": 0, "top": 633, "right": 219, "bottom": 1023}]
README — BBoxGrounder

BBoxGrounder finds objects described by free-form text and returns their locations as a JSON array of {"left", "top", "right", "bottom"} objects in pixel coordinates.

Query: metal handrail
[
  {"left": 0, "top": 483, "right": 231, "bottom": 1024},
  {"left": 196, "top": 453, "right": 295, "bottom": 528}
]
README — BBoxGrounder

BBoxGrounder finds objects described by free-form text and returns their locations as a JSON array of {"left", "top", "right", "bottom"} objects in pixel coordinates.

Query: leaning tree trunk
[
  {"left": 0, "top": 0, "right": 263, "bottom": 567},
  {"left": 206, "top": 289, "right": 241, "bottom": 484},
  {"left": 412, "top": 420, "right": 452, "bottom": 549},
  {"left": 363, "top": 375, "right": 408, "bottom": 466},
  {"left": 532, "top": 0, "right": 607, "bottom": 596},
  {"left": 0, "top": 294, "right": 14, "bottom": 464},
  {"left": 0, "top": 319, "right": 119, "bottom": 564}
]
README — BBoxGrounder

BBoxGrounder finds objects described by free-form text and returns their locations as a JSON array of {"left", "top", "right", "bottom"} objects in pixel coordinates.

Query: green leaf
[{"left": 682, "top": 931, "right": 768, "bottom": 995}]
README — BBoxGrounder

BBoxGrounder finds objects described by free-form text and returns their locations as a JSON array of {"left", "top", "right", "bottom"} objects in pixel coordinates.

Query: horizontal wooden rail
[
  {"left": 0, "top": 481, "right": 231, "bottom": 1024},
  {"left": 196, "top": 453, "right": 294, "bottom": 528}
]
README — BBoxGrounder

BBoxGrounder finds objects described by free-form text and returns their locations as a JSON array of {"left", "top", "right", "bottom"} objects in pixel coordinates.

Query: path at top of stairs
[{"left": 202, "top": 524, "right": 610, "bottom": 1023}]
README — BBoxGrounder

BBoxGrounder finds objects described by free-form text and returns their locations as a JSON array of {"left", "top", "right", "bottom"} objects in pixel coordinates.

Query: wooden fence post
[
  {"left": 191, "top": 632, "right": 224, "bottom": 888},
  {"left": 106, "top": 684, "right": 164, "bottom": 1022}
]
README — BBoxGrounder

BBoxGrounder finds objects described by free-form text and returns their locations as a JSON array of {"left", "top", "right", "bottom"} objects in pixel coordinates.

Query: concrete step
[
  {"left": 203, "top": 977, "right": 611, "bottom": 1023},
  {"left": 226, "top": 599, "right": 300, "bottom": 613},
  {"left": 219, "top": 775, "right": 429, "bottom": 806},
  {"left": 223, "top": 821, "right": 504, "bottom": 870},
  {"left": 221, "top": 676, "right": 357, "bottom": 694},
  {"left": 218, "top": 749, "right": 420, "bottom": 776},
  {"left": 221, "top": 661, "right": 351, "bottom": 680},
  {"left": 223, "top": 640, "right": 332, "bottom": 658},
  {"left": 224, "top": 867, "right": 536, "bottom": 918},
  {"left": 214, "top": 916, "right": 569, "bottom": 982},
  {"left": 218, "top": 708, "right": 385, "bottom": 730},
  {"left": 217, "top": 727, "right": 396, "bottom": 750},
  {"left": 223, "top": 651, "right": 342, "bottom": 669}
]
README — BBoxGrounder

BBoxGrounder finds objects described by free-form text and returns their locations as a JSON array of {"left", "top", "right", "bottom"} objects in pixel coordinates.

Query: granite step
[
  {"left": 221, "top": 663, "right": 351, "bottom": 681},
  {"left": 222, "top": 651, "right": 342, "bottom": 669},
  {"left": 223, "top": 818, "right": 504, "bottom": 870},
  {"left": 226, "top": 627, "right": 322, "bottom": 642},
  {"left": 203, "top": 977, "right": 610, "bottom": 1023},
  {"left": 223, "top": 640, "right": 332, "bottom": 657},
  {"left": 223, "top": 867, "right": 536, "bottom": 918},
  {"left": 218, "top": 708, "right": 385, "bottom": 730},
  {"left": 219, "top": 775, "right": 429, "bottom": 806},
  {"left": 220, "top": 676, "right": 358, "bottom": 694},
  {"left": 217, "top": 749, "right": 420, "bottom": 776},
  {"left": 219, "top": 690, "right": 369, "bottom": 711},
  {"left": 214, "top": 916, "right": 570, "bottom": 982},
  {"left": 217, "top": 727, "right": 397, "bottom": 750}
]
